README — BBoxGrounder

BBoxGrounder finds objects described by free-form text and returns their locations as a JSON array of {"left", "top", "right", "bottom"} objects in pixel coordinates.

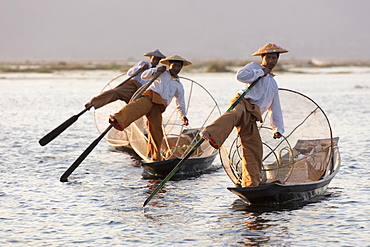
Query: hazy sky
[{"left": 1, "top": 0, "right": 369, "bottom": 61}]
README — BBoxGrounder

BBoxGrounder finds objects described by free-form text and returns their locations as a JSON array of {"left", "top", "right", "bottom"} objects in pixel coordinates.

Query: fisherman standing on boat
[
  {"left": 85, "top": 49, "right": 166, "bottom": 109},
  {"left": 200, "top": 43, "right": 288, "bottom": 187},
  {"left": 109, "top": 55, "right": 191, "bottom": 161}
]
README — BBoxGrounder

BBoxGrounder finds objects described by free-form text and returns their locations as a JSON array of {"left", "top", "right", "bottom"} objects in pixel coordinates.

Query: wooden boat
[
  {"left": 221, "top": 89, "right": 340, "bottom": 205},
  {"left": 140, "top": 128, "right": 219, "bottom": 178},
  {"left": 93, "top": 75, "right": 221, "bottom": 178},
  {"left": 141, "top": 150, "right": 218, "bottom": 179},
  {"left": 228, "top": 137, "right": 340, "bottom": 204}
]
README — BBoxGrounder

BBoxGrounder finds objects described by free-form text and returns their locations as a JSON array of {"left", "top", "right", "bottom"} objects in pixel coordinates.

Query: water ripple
[{"left": 1, "top": 71, "right": 370, "bottom": 246}]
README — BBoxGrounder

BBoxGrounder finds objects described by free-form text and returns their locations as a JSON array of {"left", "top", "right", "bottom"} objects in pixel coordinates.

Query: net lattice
[
  {"left": 220, "top": 88, "right": 335, "bottom": 185},
  {"left": 94, "top": 75, "right": 221, "bottom": 161}
]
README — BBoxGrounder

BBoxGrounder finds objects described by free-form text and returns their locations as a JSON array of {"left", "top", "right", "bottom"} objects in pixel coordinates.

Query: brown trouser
[
  {"left": 89, "top": 79, "right": 141, "bottom": 109},
  {"left": 203, "top": 94, "right": 263, "bottom": 187},
  {"left": 112, "top": 90, "right": 167, "bottom": 161}
]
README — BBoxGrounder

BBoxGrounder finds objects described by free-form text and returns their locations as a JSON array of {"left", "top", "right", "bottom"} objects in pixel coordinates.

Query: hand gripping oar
[
  {"left": 59, "top": 71, "right": 163, "bottom": 182},
  {"left": 38, "top": 67, "right": 146, "bottom": 147},
  {"left": 115, "top": 66, "right": 146, "bottom": 88},
  {"left": 143, "top": 76, "right": 262, "bottom": 207}
]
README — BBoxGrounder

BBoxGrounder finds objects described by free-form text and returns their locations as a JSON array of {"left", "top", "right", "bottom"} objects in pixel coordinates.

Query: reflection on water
[
  {"left": 0, "top": 70, "right": 369, "bottom": 246},
  {"left": 141, "top": 164, "right": 221, "bottom": 180},
  {"left": 230, "top": 191, "right": 334, "bottom": 213},
  {"left": 228, "top": 187, "right": 345, "bottom": 246}
]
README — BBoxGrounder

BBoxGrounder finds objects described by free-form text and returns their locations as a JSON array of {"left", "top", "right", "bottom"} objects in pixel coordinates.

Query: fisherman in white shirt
[
  {"left": 127, "top": 60, "right": 154, "bottom": 86},
  {"left": 141, "top": 63, "right": 187, "bottom": 119},
  {"left": 236, "top": 58, "right": 284, "bottom": 136},
  {"left": 109, "top": 55, "right": 190, "bottom": 161},
  {"left": 85, "top": 49, "right": 166, "bottom": 110},
  {"left": 200, "top": 43, "right": 288, "bottom": 187}
]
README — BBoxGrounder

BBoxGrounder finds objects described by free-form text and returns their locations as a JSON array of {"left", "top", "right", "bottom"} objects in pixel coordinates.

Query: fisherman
[
  {"left": 85, "top": 49, "right": 166, "bottom": 109},
  {"left": 109, "top": 55, "right": 191, "bottom": 161},
  {"left": 200, "top": 43, "right": 288, "bottom": 187}
]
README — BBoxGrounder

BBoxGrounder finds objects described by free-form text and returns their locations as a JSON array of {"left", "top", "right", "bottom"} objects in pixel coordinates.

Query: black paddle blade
[
  {"left": 60, "top": 125, "right": 113, "bottom": 182},
  {"left": 59, "top": 141, "right": 96, "bottom": 182},
  {"left": 39, "top": 108, "right": 89, "bottom": 146},
  {"left": 39, "top": 115, "right": 79, "bottom": 146}
]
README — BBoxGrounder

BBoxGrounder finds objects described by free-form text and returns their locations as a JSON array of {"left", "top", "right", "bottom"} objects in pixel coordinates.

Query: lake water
[{"left": 1, "top": 67, "right": 369, "bottom": 246}]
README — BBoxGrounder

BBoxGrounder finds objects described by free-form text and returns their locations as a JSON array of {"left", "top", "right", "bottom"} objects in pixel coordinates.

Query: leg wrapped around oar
[{"left": 143, "top": 77, "right": 262, "bottom": 207}]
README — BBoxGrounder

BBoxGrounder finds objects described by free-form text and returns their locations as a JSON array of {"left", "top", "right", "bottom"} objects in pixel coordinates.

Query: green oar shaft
[
  {"left": 143, "top": 76, "right": 262, "bottom": 207},
  {"left": 226, "top": 78, "right": 260, "bottom": 111},
  {"left": 143, "top": 139, "right": 204, "bottom": 207}
]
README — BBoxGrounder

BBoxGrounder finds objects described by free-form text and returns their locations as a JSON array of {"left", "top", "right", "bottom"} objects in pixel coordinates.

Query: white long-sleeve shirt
[
  {"left": 141, "top": 68, "right": 187, "bottom": 118},
  {"left": 236, "top": 62, "right": 284, "bottom": 134},
  {"left": 127, "top": 61, "right": 152, "bottom": 86}
]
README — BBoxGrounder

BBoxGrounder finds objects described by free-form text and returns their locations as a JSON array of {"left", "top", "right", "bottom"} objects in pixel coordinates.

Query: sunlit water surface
[{"left": 1, "top": 68, "right": 369, "bottom": 246}]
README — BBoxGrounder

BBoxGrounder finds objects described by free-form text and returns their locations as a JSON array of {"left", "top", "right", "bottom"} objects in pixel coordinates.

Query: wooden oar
[
  {"left": 39, "top": 108, "right": 91, "bottom": 146},
  {"left": 60, "top": 125, "right": 113, "bottom": 182},
  {"left": 143, "top": 76, "right": 262, "bottom": 207},
  {"left": 38, "top": 67, "right": 146, "bottom": 147},
  {"left": 116, "top": 66, "right": 146, "bottom": 88},
  {"left": 129, "top": 70, "right": 163, "bottom": 102},
  {"left": 59, "top": 71, "right": 163, "bottom": 182}
]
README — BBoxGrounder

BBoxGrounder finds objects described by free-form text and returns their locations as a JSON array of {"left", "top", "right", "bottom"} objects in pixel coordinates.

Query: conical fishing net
[
  {"left": 94, "top": 76, "right": 221, "bottom": 161},
  {"left": 128, "top": 76, "right": 221, "bottom": 161},
  {"left": 93, "top": 73, "right": 133, "bottom": 147},
  {"left": 220, "top": 88, "right": 337, "bottom": 185}
]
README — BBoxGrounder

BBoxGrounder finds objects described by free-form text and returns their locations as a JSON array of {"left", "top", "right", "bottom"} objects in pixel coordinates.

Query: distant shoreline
[{"left": 1, "top": 58, "right": 370, "bottom": 73}]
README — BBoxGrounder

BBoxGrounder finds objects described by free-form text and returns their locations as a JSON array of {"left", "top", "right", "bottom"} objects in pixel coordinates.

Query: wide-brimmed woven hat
[
  {"left": 144, "top": 49, "right": 166, "bottom": 58},
  {"left": 252, "top": 43, "right": 288, "bottom": 56},
  {"left": 160, "top": 55, "right": 192, "bottom": 66}
]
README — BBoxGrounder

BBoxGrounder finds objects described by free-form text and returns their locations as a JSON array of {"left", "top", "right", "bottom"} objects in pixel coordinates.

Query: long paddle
[
  {"left": 39, "top": 108, "right": 90, "bottom": 146},
  {"left": 38, "top": 67, "right": 146, "bottom": 146},
  {"left": 60, "top": 125, "right": 113, "bottom": 182},
  {"left": 143, "top": 76, "right": 262, "bottom": 207},
  {"left": 116, "top": 66, "right": 146, "bottom": 88},
  {"left": 59, "top": 71, "right": 163, "bottom": 182}
]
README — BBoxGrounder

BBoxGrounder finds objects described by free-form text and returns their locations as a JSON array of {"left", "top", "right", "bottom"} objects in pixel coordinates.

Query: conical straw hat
[
  {"left": 160, "top": 55, "right": 192, "bottom": 66},
  {"left": 252, "top": 43, "right": 288, "bottom": 56},
  {"left": 144, "top": 49, "right": 166, "bottom": 58}
]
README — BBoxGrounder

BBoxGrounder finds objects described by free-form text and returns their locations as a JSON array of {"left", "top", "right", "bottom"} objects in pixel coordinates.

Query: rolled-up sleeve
[
  {"left": 236, "top": 63, "right": 265, "bottom": 83},
  {"left": 127, "top": 61, "right": 150, "bottom": 76},
  {"left": 141, "top": 68, "right": 157, "bottom": 80}
]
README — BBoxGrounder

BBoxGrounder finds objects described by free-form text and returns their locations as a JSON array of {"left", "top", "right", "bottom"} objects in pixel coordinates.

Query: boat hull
[
  {"left": 228, "top": 178, "right": 332, "bottom": 205},
  {"left": 228, "top": 146, "right": 340, "bottom": 205},
  {"left": 141, "top": 151, "right": 218, "bottom": 178}
]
